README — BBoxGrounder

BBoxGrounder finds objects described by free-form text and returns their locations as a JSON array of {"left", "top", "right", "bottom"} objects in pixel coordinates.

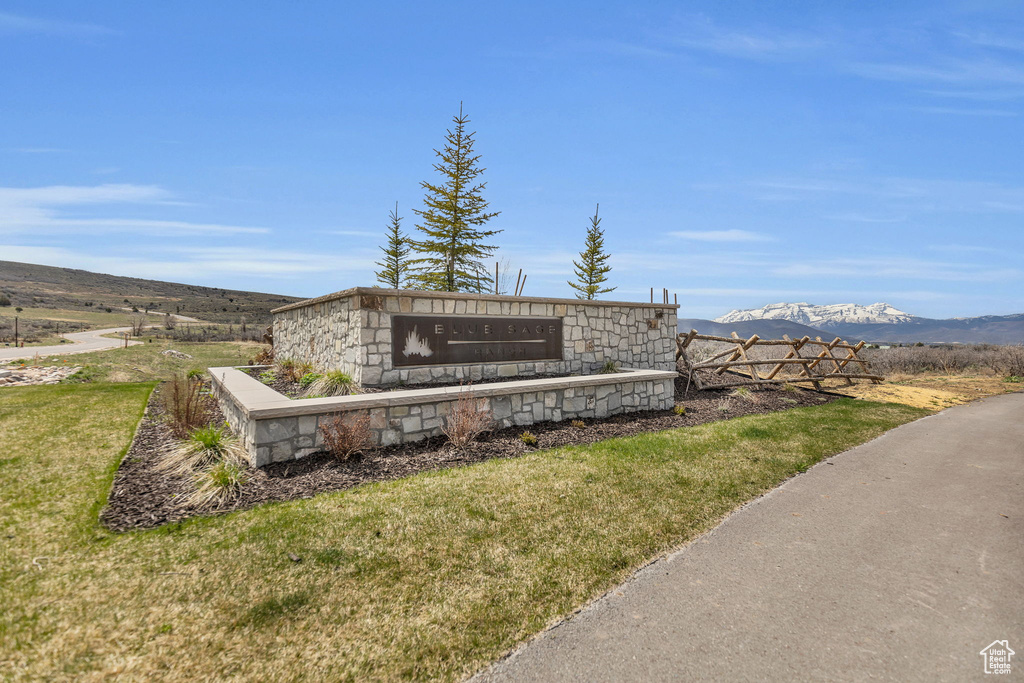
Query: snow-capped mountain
[{"left": 714, "top": 302, "right": 916, "bottom": 328}]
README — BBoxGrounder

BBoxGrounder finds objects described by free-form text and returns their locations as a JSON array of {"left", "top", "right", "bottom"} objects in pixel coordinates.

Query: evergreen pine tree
[
  {"left": 408, "top": 104, "right": 501, "bottom": 292},
  {"left": 375, "top": 202, "right": 411, "bottom": 289},
  {"left": 568, "top": 204, "right": 616, "bottom": 300}
]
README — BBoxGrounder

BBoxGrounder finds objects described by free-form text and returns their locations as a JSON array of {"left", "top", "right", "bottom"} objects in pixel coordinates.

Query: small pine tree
[
  {"left": 375, "top": 202, "right": 411, "bottom": 289},
  {"left": 568, "top": 204, "right": 616, "bottom": 300},
  {"left": 408, "top": 104, "right": 501, "bottom": 292}
]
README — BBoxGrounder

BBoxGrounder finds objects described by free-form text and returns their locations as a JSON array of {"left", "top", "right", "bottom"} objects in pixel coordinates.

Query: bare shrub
[
  {"left": 320, "top": 412, "right": 372, "bottom": 461},
  {"left": 127, "top": 312, "right": 147, "bottom": 336},
  {"left": 992, "top": 346, "right": 1024, "bottom": 377},
  {"left": 443, "top": 389, "right": 493, "bottom": 449},
  {"left": 160, "top": 373, "right": 216, "bottom": 438},
  {"left": 862, "top": 344, "right": 1024, "bottom": 378},
  {"left": 277, "top": 358, "right": 314, "bottom": 383},
  {"left": 251, "top": 345, "right": 274, "bottom": 365}
]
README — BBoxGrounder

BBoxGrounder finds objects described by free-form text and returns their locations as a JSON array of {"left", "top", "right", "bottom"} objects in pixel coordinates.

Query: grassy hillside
[{"left": 0, "top": 260, "right": 302, "bottom": 325}]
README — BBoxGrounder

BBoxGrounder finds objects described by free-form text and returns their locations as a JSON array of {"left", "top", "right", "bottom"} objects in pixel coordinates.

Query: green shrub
[
  {"left": 1004, "top": 375, "right": 1023, "bottom": 383},
  {"left": 258, "top": 370, "right": 276, "bottom": 385},
  {"left": 520, "top": 431, "right": 538, "bottom": 446},
  {"left": 599, "top": 360, "right": 618, "bottom": 374},
  {"left": 673, "top": 404, "right": 686, "bottom": 416},
  {"left": 299, "top": 372, "right": 322, "bottom": 388}
]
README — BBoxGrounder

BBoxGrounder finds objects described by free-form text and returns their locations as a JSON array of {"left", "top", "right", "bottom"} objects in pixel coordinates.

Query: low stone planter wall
[{"left": 209, "top": 365, "right": 678, "bottom": 467}]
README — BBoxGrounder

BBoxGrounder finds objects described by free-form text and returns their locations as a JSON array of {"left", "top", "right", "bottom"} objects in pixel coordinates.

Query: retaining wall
[{"left": 209, "top": 365, "right": 677, "bottom": 467}]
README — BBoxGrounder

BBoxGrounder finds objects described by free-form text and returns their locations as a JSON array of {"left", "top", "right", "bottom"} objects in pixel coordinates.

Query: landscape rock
[
  {"left": 0, "top": 365, "right": 81, "bottom": 386},
  {"left": 161, "top": 349, "right": 194, "bottom": 360}
]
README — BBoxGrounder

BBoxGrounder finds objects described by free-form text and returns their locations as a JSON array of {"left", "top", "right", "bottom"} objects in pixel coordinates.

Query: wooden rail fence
[{"left": 676, "top": 330, "right": 883, "bottom": 390}]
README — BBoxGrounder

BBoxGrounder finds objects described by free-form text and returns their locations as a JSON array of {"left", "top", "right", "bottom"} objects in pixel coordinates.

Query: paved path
[
  {"left": 0, "top": 326, "right": 139, "bottom": 362},
  {"left": 477, "top": 393, "right": 1024, "bottom": 682}
]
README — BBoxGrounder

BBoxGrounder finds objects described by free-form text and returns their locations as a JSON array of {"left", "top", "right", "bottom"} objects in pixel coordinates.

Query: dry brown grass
[{"left": 832, "top": 372, "right": 1020, "bottom": 410}]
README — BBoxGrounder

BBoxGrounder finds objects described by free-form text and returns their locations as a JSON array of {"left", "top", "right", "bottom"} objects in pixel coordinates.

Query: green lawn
[
  {"left": 0, "top": 383, "right": 927, "bottom": 681},
  {"left": 12, "top": 340, "right": 263, "bottom": 382}
]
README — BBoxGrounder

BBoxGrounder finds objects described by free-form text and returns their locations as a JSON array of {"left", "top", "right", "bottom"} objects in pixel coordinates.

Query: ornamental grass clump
[
  {"left": 303, "top": 370, "right": 356, "bottom": 398},
  {"left": 182, "top": 460, "right": 249, "bottom": 509},
  {"left": 159, "top": 424, "right": 250, "bottom": 508},
  {"left": 159, "top": 424, "right": 249, "bottom": 477}
]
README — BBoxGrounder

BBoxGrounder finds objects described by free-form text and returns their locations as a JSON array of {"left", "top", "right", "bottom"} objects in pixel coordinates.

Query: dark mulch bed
[
  {"left": 240, "top": 365, "right": 577, "bottom": 398},
  {"left": 101, "top": 376, "right": 838, "bottom": 532}
]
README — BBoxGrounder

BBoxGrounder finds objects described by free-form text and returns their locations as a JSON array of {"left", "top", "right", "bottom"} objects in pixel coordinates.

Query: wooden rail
[{"left": 676, "top": 330, "right": 882, "bottom": 391}]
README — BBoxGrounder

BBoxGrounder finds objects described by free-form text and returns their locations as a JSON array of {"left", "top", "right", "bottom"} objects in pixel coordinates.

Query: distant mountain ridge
[
  {"left": 715, "top": 302, "right": 915, "bottom": 328},
  {"left": 678, "top": 318, "right": 832, "bottom": 340},
  {"left": 708, "top": 301, "right": 1024, "bottom": 345}
]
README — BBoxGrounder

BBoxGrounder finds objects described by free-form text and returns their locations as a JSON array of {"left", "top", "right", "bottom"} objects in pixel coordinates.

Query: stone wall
[
  {"left": 210, "top": 365, "right": 677, "bottom": 467},
  {"left": 272, "top": 288, "right": 678, "bottom": 387}
]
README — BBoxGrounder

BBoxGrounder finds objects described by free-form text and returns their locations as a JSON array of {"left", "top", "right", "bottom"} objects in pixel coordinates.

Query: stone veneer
[
  {"left": 210, "top": 365, "right": 677, "bottom": 467},
  {"left": 271, "top": 288, "right": 678, "bottom": 387}
]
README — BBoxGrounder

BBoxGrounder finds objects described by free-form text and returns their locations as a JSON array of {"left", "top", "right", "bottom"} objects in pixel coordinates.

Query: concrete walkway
[
  {"left": 0, "top": 326, "right": 139, "bottom": 362},
  {"left": 477, "top": 393, "right": 1024, "bottom": 682}
]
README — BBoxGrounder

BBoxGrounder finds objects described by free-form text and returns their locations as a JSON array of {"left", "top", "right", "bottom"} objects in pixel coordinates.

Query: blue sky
[{"left": 1, "top": 1, "right": 1021, "bottom": 319}]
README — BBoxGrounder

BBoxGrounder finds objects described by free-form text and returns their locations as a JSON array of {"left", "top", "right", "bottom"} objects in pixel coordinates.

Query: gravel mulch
[{"left": 101, "top": 376, "right": 838, "bottom": 532}]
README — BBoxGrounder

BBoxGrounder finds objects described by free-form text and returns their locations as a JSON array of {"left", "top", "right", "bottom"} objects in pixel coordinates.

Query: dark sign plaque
[{"left": 392, "top": 315, "right": 563, "bottom": 367}]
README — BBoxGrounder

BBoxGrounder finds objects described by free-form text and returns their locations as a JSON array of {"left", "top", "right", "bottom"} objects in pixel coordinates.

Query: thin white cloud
[
  {"left": 667, "top": 15, "right": 823, "bottom": 60},
  {"left": 0, "top": 184, "right": 269, "bottom": 236},
  {"left": 825, "top": 213, "right": 906, "bottom": 224},
  {"left": 955, "top": 31, "right": 1024, "bottom": 54},
  {"left": 921, "top": 88, "right": 1024, "bottom": 101},
  {"left": 742, "top": 176, "right": 1024, "bottom": 213},
  {"left": 912, "top": 106, "right": 1018, "bottom": 117},
  {"left": 669, "top": 229, "right": 774, "bottom": 242},
  {"left": 321, "top": 229, "right": 378, "bottom": 238},
  {"left": 773, "top": 257, "right": 1021, "bottom": 283},
  {"left": 0, "top": 11, "right": 114, "bottom": 37},
  {"left": 848, "top": 57, "right": 1024, "bottom": 86},
  {"left": 0, "top": 184, "right": 167, "bottom": 205},
  {"left": 0, "top": 245, "right": 376, "bottom": 281},
  {"left": 8, "top": 147, "right": 71, "bottom": 154}
]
